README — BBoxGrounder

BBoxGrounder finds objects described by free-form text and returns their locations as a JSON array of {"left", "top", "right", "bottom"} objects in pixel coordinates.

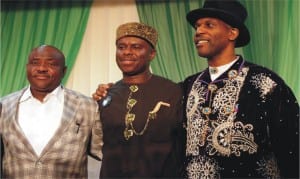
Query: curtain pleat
[
  {"left": 136, "top": 0, "right": 207, "bottom": 83},
  {"left": 241, "top": 0, "right": 299, "bottom": 100},
  {"left": 0, "top": 1, "right": 92, "bottom": 97}
]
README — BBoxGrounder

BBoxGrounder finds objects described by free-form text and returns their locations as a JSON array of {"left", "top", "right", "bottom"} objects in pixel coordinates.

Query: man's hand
[{"left": 92, "top": 83, "right": 114, "bottom": 101}]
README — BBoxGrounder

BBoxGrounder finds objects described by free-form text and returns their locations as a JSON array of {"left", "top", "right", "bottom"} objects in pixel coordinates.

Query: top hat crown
[{"left": 186, "top": 0, "right": 250, "bottom": 47}]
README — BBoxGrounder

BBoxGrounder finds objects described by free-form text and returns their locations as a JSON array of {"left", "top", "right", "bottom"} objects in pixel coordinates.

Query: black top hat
[{"left": 186, "top": 0, "right": 250, "bottom": 47}]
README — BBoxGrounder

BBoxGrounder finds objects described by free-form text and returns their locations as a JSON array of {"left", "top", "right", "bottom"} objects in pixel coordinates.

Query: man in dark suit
[{"left": 0, "top": 45, "right": 103, "bottom": 178}]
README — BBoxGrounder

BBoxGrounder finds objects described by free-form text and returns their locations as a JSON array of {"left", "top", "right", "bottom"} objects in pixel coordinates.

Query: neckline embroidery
[{"left": 186, "top": 59, "right": 258, "bottom": 157}]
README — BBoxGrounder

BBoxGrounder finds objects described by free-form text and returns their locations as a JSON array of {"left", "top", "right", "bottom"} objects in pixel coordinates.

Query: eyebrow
[{"left": 31, "top": 56, "right": 57, "bottom": 60}]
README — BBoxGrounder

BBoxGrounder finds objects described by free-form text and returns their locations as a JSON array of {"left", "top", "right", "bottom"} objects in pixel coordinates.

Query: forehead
[
  {"left": 117, "top": 36, "right": 148, "bottom": 45},
  {"left": 29, "top": 46, "right": 63, "bottom": 60},
  {"left": 195, "top": 17, "right": 228, "bottom": 25}
]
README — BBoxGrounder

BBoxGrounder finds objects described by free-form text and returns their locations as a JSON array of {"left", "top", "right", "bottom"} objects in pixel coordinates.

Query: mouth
[
  {"left": 34, "top": 75, "right": 51, "bottom": 80},
  {"left": 195, "top": 39, "right": 209, "bottom": 47},
  {"left": 119, "top": 59, "right": 135, "bottom": 64}
]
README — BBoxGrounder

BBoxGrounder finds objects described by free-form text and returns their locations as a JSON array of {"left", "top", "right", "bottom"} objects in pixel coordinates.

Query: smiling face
[
  {"left": 193, "top": 17, "right": 238, "bottom": 60},
  {"left": 26, "top": 45, "right": 66, "bottom": 99},
  {"left": 116, "top": 36, "right": 155, "bottom": 77}
]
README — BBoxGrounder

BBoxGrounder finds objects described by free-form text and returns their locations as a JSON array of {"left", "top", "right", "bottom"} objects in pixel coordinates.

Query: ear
[
  {"left": 229, "top": 28, "right": 239, "bottom": 42},
  {"left": 62, "top": 66, "right": 67, "bottom": 77},
  {"left": 149, "top": 48, "right": 156, "bottom": 61}
]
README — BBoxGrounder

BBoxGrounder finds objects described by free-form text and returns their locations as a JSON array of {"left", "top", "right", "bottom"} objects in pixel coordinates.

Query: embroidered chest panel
[{"left": 186, "top": 67, "right": 258, "bottom": 157}]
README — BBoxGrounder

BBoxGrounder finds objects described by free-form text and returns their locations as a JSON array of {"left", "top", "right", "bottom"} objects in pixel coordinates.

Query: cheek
[
  {"left": 115, "top": 52, "right": 123, "bottom": 62},
  {"left": 116, "top": 50, "right": 123, "bottom": 57},
  {"left": 49, "top": 69, "right": 64, "bottom": 79},
  {"left": 26, "top": 67, "right": 35, "bottom": 76}
]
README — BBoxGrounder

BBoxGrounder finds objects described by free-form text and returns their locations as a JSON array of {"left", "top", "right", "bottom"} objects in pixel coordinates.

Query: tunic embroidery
[
  {"left": 186, "top": 155, "right": 221, "bottom": 179},
  {"left": 186, "top": 66, "right": 258, "bottom": 157},
  {"left": 184, "top": 57, "right": 299, "bottom": 178},
  {"left": 186, "top": 63, "right": 259, "bottom": 177},
  {"left": 250, "top": 74, "right": 277, "bottom": 99},
  {"left": 256, "top": 154, "right": 280, "bottom": 178}
]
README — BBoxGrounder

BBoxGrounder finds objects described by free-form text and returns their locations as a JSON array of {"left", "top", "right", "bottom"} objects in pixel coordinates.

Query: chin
[{"left": 197, "top": 53, "right": 210, "bottom": 58}]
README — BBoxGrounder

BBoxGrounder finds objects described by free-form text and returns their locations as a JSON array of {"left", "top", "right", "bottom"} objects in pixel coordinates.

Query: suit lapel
[
  {"left": 6, "top": 88, "right": 38, "bottom": 158},
  {"left": 39, "top": 89, "right": 80, "bottom": 157}
]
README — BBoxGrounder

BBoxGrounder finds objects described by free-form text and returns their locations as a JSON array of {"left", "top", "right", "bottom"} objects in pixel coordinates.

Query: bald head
[{"left": 28, "top": 45, "right": 66, "bottom": 66}]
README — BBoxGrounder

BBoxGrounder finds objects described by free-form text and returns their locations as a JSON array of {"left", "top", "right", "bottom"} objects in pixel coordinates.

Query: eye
[
  {"left": 206, "top": 22, "right": 215, "bottom": 28},
  {"left": 29, "top": 60, "right": 40, "bottom": 66},
  {"left": 132, "top": 44, "right": 142, "bottom": 49},
  {"left": 48, "top": 63, "right": 59, "bottom": 67},
  {"left": 117, "top": 44, "right": 126, "bottom": 50}
]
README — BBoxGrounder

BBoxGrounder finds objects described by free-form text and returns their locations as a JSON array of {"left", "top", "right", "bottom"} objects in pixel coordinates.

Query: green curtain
[
  {"left": 136, "top": 0, "right": 299, "bottom": 101},
  {"left": 240, "top": 0, "right": 299, "bottom": 100},
  {"left": 136, "top": 0, "right": 207, "bottom": 83},
  {"left": 0, "top": 1, "right": 92, "bottom": 97}
]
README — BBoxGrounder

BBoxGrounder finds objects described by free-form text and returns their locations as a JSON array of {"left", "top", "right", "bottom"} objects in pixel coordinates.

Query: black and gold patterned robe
[{"left": 182, "top": 56, "right": 299, "bottom": 178}]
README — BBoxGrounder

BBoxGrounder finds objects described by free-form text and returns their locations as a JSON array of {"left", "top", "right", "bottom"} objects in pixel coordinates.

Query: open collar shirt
[{"left": 18, "top": 85, "right": 64, "bottom": 156}]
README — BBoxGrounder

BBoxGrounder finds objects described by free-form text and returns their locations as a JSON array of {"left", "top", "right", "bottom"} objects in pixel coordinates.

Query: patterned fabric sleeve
[{"left": 88, "top": 100, "right": 103, "bottom": 160}]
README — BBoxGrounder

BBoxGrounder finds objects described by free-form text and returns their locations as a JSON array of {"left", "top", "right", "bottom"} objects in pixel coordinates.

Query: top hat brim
[{"left": 186, "top": 8, "right": 250, "bottom": 47}]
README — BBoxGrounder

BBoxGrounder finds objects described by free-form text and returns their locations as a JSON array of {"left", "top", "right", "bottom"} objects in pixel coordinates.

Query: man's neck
[
  {"left": 122, "top": 71, "right": 152, "bottom": 84},
  {"left": 208, "top": 54, "right": 237, "bottom": 67},
  {"left": 207, "top": 44, "right": 236, "bottom": 67},
  {"left": 31, "top": 90, "right": 50, "bottom": 102}
]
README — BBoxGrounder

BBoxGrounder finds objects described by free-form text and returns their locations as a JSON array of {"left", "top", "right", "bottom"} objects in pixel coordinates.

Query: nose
[
  {"left": 36, "top": 62, "right": 49, "bottom": 72},
  {"left": 122, "top": 47, "right": 133, "bottom": 55},
  {"left": 195, "top": 25, "right": 205, "bottom": 36}
]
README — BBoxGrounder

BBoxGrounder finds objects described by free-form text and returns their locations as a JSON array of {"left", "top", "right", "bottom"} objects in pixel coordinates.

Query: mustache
[{"left": 32, "top": 72, "right": 53, "bottom": 79}]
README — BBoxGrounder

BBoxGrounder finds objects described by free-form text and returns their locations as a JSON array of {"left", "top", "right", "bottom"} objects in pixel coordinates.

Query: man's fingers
[
  {"left": 92, "top": 92, "right": 101, "bottom": 101},
  {"left": 93, "top": 83, "right": 114, "bottom": 101}
]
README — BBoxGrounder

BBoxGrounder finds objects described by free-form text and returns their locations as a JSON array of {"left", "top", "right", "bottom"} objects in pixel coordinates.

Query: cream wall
[{"left": 65, "top": 1, "right": 140, "bottom": 178}]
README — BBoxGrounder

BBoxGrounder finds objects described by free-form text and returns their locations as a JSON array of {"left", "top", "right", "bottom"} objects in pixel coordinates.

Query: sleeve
[
  {"left": 269, "top": 82, "right": 299, "bottom": 178},
  {"left": 174, "top": 92, "right": 186, "bottom": 176},
  {"left": 0, "top": 101, "right": 2, "bottom": 133},
  {"left": 0, "top": 102, "right": 2, "bottom": 178},
  {"left": 88, "top": 101, "right": 103, "bottom": 161},
  {"left": 162, "top": 85, "right": 186, "bottom": 177}
]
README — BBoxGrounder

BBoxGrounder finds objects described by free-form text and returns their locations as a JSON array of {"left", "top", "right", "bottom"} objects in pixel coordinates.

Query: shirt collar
[
  {"left": 209, "top": 56, "right": 239, "bottom": 80},
  {"left": 20, "top": 85, "right": 64, "bottom": 103}
]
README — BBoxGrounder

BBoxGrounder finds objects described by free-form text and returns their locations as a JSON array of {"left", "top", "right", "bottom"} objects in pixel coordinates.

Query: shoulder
[
  {"left": 243, "top": 61, "right": 298, "bottom": 101},
  {"left": 181, "top": 71, "right": 204, "bottom": 93},
  {"left": 244, "top": 61, "right": 286, "bottom": 86},
  {"left": 64, "top": 88, "right": 97, "bottom": 107},
  {"left": 151, "top": 75, "right": 182, "bottom": 93},
  {"left": 0, "top": 88, "right": 27, "bottom": 104},
  {"left": 183, "top": 71, "right": 203, "bottom": 84}
]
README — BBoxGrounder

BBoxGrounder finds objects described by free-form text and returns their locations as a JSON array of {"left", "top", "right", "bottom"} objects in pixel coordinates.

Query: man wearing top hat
[
  {"left": 183, "top": 0, "right": 299, "bottom": 178},
  {"left": 97, "top": 22, "right": 185, "bottom": 177}
]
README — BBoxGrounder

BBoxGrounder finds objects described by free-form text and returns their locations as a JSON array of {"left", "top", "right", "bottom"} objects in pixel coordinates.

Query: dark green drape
[
  {"left": 0, "top": 1, "right": 92, "bottom": 97},
  {"left": 136, "top": 0, "right": 207, "bottom": 83},
  {"left": 136, "top": 0, "right": 299, "bottom": 101}
]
